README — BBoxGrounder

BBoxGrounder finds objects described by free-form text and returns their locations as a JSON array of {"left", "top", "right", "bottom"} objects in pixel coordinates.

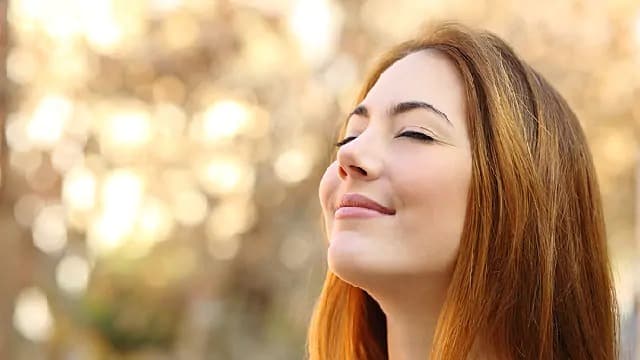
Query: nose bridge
[{"left": 336, "top": 125, "right": 384, "bottom": 180}]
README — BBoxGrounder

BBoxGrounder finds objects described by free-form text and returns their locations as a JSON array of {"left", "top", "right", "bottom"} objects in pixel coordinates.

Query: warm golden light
[
  {"left": 288, "top": 0, "right": 342, "bottom": 66},
  {"left": 161, "top": 11, "right": 200, "bottom": 49},
  {"left": 101, "top": 169, "right": 144, "bottom": 219},
  {"left": 5, "top": 113, "right": 31, "bottom": 152},
  {"left": 13, "top": 287, "right": 53, "bottom": 342},
  {"left": 132, "top": 195, "right": 174, "bottom": 252},
  {"left": 9, "top": 149, "right": 42, "bottom": 175},
  {"left": 32, "top": 204, "right": 68, "bottom": 254},
  {"left": 205, "top": 196, "right": 256, "bottom": 239},
  {"left": 51, "top": 139, "right": 85, "bottom": 174},
  {"left": 13, "top": 193, "right": 45, "bottom": 228},
  {"left": 40, "top": 0, "right": 83, "bottom": 40},
  {"left": 56, "top": 254, "right": 90, "bottom": 295},
  {"left": 149, "top": 0, "right": 184, "bottom": 14},
  {"left": 171, "top": 189, "right": 209, "bottom": 226},
  {"left": 196, "top": 156, "right": 255, "bottom": 196},
  {"left": 87, "top": 169, "right": 145, "bottom": 256},
  {"left": 150, "top": 103, "right": 187, "bottom": 162},
  {"left": 62, "top": 165, "right": 97, "bottom": 212},
  {"left": 634, "top": 12, "right": 640, "bottom": 47},
  {"left": 99, "top": 108, "right": 152, "bottom": 159},
  {"left": 26, "top": 94, "right": 73, "bottom": 149},
  {"left": 279, "top": 232, "right": 312, "bottom": 270},
  {"left": 273, "top": 148, "right": 313, "bottom": 183},
  {"left": 81, "top": 0, "right": 125, "bottom": 53},
  {"left": 193, "top": 99, "right": 252, "bottom": 143},
  {"left": 6, "top": 47, "right": 38, "bottom": 84},
  {"left": 87, "top": 214, "right": 126, "bottom": 257},
  {"left": 207, "top": 235, "right": 241, "bottom": 261}
]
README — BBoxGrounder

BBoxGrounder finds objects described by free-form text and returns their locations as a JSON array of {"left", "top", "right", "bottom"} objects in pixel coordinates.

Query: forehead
[{"left": 361, "top": 49, "right": 467, "bottom": 127}]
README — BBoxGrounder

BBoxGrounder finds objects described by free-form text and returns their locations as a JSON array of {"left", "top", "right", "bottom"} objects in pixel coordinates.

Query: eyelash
[{"left": 334, "top": 131, "right": 435, "bottom": 147}]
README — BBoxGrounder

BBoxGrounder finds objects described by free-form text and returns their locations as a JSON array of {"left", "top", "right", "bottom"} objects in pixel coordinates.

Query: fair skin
[{"left": 318, "top": 49, "right": 472, "bottom": 359}]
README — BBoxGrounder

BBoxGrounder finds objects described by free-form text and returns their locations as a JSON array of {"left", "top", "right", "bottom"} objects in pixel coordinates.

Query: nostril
[
  {"left": 338, "top": 165, "right": 367, "bottom": 178},
  {"left": 352, "top": 166, "right": 367, "bottom": 176}
]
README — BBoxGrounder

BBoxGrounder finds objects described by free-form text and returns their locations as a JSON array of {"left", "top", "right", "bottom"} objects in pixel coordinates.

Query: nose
[{"left": 336, "top": 135, "right": 383, "bottom": 181}]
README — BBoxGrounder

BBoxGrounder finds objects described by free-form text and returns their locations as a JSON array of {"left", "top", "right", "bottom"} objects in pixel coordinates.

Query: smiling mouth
[
  {"left": 336, "top": 193, "right": 396, "bottom": 215},
  {"left": 334, "top": 206, "right": 394, "bottom": 219}
]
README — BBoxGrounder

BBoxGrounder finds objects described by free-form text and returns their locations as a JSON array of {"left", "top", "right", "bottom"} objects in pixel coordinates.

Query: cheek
[
  {"left": 394, "top": 155, "right": 471, "bottom": 270},
  {"left": 318, "top": 161, "right": 340, "bottom": 215},
  {"left": 397, "top": 153, "right": 470, "bottom": 208}
]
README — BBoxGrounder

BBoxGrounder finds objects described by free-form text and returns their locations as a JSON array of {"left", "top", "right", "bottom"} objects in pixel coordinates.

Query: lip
[{"left": 335, "top": 193, "right": 396, "bottom": 218}]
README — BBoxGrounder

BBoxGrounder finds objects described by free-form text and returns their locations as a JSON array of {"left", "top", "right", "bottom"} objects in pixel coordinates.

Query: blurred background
[{"left": 0, "top": 0, "right": 638, "bottom": 359}]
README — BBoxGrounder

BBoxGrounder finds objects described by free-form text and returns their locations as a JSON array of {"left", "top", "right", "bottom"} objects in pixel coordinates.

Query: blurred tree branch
[
  {"left": 0, "top": 2, "right": 14, "bottom": 359},
  {"left": 0, "top": 0, "right": 7, "bottom": 196}
]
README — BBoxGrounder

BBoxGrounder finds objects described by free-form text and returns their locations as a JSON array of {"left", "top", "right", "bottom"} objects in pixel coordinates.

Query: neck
[{"left": 368, "top": 275, "right": 449, "bottom": 360}]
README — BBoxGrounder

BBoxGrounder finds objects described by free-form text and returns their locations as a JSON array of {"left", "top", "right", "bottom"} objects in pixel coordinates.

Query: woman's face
[{"left": 318, "top": 49, "right": 472, "bottom": 288}]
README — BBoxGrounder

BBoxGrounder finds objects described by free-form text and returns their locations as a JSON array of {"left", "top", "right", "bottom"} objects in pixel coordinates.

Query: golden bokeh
[{"left": 0, "top": 0, "right": 638, "bottom": 358}]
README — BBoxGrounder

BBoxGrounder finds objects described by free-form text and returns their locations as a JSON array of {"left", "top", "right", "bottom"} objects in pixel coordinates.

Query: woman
[{"left": 308, "top": 22, "right": 619, "bottom": 359}]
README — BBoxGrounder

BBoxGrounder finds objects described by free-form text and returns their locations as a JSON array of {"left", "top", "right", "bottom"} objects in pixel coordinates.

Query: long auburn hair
[{"left": 306, "top": 22, "right": 619, "bottom": 359}]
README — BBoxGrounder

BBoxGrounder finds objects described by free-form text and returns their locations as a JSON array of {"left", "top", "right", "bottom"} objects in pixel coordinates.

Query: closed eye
[
  {"left": 398, "top": 131, "right": 435, "bottom": 142},
  {"left": 334, "top": 136, "right": 356, "bottom": 147},
  {"left": 334, "top": 131, "right": 435, "bottom": 147}
]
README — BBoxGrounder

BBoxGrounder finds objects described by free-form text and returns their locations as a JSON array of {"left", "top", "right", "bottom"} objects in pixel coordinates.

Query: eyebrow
[{"left": 345, "top": 101, "right": 452, "bottom": 127}]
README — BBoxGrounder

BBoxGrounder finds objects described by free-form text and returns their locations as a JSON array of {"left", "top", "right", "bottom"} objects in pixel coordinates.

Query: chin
[
  {"left": 327, "top": 237, "right": 399, "bottom": 291},
  {"left": 328, "top": 237, "right": 370, "bottom": 286}
]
